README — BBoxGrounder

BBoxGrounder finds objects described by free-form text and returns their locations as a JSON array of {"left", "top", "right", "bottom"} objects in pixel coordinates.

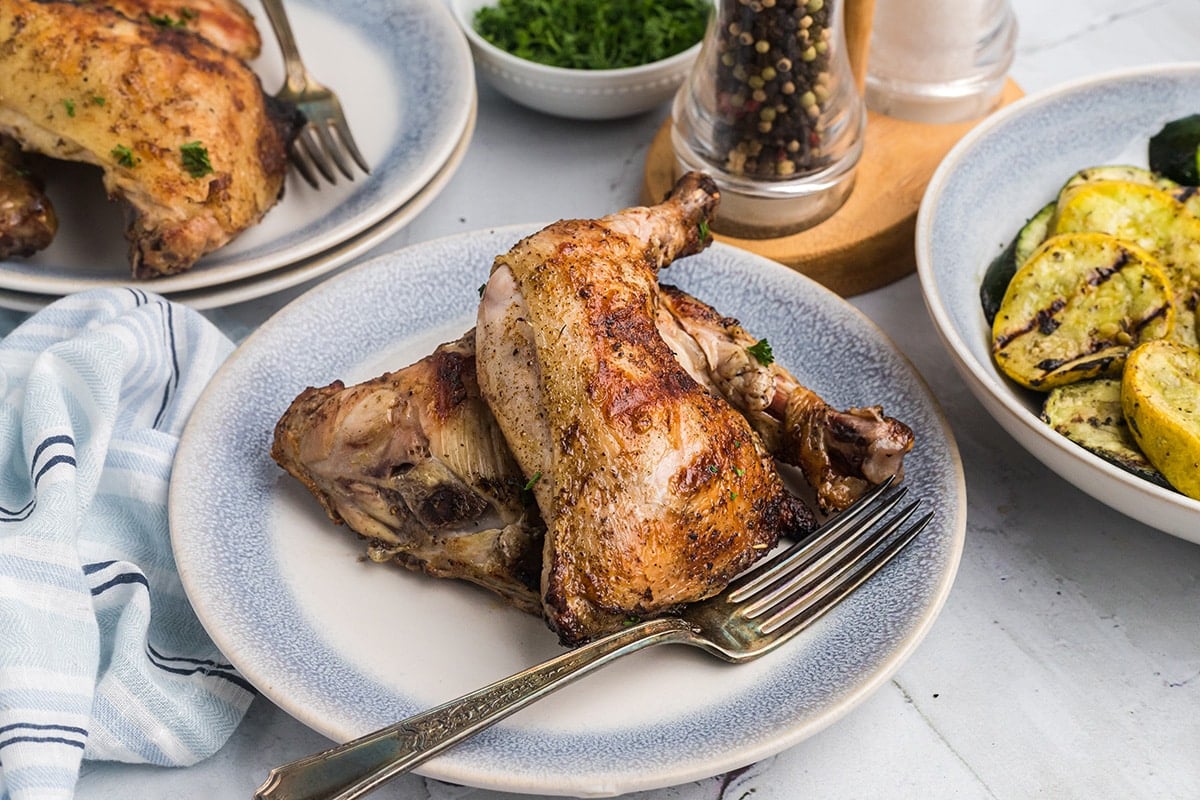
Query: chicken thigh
[
  {"left": 0, "top": 0, "right": 298, "bottom": 277},
  {"left": 271, "top": 332, "right": 545, "bottom": 616},
  {"left": 475, "top": 172, "right": 813, "bottom": 644}
]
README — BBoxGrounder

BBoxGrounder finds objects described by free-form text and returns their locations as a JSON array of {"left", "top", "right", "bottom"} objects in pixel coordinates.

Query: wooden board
[{"left": 642, "top": 79, "right": 1024, "bottom": 297}]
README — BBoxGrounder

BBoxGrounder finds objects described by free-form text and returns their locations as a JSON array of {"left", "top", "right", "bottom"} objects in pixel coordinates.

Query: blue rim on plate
[
  {"left": 916, "top": 62, "right": 1200, "bottom": 544},
  {"left": 0, "top": 0, "right": 473, "bottom": 297},
  {"left": 170, "top": 228, "right": 966, "bottom": 797}
]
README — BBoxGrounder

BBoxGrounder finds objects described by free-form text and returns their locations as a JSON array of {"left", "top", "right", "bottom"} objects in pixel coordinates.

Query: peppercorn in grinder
[{"left": 671, "top": 0, "right": 872, "bottom": 238}]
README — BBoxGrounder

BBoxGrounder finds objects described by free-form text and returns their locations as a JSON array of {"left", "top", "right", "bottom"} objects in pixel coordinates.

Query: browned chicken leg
[
  {"left": 475, "top": 172, "right": 814, "bottom": 645},
  {"left": 271, "top": 332, "right": 545, "bottom": 616},
  {"left": 0, "top": 0, "right": 299, "bottom": 277},
  {"left": 0, "top": 135, "right": 56, "bottom": 258},
  {"left": 656, "top": 284, "right": 915, "bottom": 513}
]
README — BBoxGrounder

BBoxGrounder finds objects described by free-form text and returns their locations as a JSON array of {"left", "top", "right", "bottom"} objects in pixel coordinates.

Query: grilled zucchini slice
[
  {"left": 1121, "top": 339, "right": 1200, "bottom": 499},
  {"left": 981, "top": 202, "right": 1055, "bottom": 325},
  {"left": 1052, "top": 179, "right": 1200, "bottom": 347},
  {"left": 1149, "top": 114, "right": 1200, "bottom": 186},
  {"left": 991, "top": 231, "right": 1174, "bottom": 390},
  {"left": 1041, "top": 378, "right": 1171, "bottom": 488}
]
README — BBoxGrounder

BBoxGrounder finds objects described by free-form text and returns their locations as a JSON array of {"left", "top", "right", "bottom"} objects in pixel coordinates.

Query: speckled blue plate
[
  {"left": 0, "top": 0, "right": 473, "bottom": 299},
  {"left": 917, "top": 63, "right": 1200, "bottom": 544},
  {"left": 170, "top": 228, "right": 966, "bottom": 797}
]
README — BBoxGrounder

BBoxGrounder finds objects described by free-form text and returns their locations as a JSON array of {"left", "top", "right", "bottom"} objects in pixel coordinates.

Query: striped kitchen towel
[{"left": 0, "top": 289, "right": 251, "bottom": 800}]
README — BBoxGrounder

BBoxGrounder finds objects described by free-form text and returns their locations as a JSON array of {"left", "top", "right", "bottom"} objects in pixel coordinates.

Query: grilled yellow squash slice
[
  {"left": 991, "top": 231, "right": 1174, "bottom": 390},
  {"left": 1121, "top": 340, "right": 1200, "bottom": 499},
  {"left": 1058, "top": 165, "right": 1179, "bottom": 200},
  {"left": 1053, "top": 179, "right": 1200, "bottom": 347}
]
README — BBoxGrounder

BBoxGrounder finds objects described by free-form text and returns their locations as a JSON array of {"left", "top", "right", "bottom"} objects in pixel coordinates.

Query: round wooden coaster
[{"left": 642, "top": 79, "right": 1024, "bottom": 297}]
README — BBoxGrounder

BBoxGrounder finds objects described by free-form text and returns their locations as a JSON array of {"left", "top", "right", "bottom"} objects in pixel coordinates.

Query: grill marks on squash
[{"left": 991, "top": 232, "right": 1175, "bottom": 390}]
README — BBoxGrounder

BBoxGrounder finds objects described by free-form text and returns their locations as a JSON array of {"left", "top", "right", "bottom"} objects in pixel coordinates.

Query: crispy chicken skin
[
  {"left": 0, "top": 0, "right": 299, "bottom": 278},
  {"left": 96, "top": 0, "right": 262, "bottom": 60},
  {"left": 271, "top": 333, "right": 546, "bottom": 616},
  {"left": 0, "top": 134, "right": 55, "bottom": 257},
  {"left": 476, "top": 173, "right": 813, "bottom": 644}
]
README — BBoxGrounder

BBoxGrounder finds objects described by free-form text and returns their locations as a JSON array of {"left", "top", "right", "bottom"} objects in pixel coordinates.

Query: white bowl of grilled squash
[{"left": 916, "top": 63, "right": 1200, "bottom": 544}]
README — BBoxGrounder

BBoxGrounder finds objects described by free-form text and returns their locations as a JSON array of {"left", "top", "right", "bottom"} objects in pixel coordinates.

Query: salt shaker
[
  {"left": 670, "top": 0, "right": 872, "bottom": 238},
  {"left": 865, "top": 0, "right": 1017, "bottom": 124}
]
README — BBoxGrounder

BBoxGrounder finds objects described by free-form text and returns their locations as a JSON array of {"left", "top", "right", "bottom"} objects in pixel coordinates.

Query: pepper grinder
[{"left": 670, "top": 0, "right": 875, "bottom": 238}]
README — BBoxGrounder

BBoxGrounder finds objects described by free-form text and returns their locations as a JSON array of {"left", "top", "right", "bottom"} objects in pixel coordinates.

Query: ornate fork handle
[{"left": 254, "top": 617, "right": 695, "bottom": 800}]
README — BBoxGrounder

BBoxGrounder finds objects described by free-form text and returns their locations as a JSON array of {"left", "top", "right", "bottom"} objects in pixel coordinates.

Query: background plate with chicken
[
  {"left": 169, "top": 226, "right": 966, "bottom": 797},
  {"left": 0, "top": 0, "right": 473, "bottom": 300}
]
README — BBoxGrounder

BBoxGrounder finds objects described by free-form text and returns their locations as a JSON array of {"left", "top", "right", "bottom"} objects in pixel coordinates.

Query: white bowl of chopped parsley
[{"left": 451, "top": 0, "right": 709, "bottom": 120}]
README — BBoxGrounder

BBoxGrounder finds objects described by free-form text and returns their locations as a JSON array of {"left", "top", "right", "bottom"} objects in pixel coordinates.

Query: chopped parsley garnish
[
  {"left": 747, "top": 338, "right": 774, "bottom": 366},
  {"left": 698, "top": 219, "right": 710, "bottom": 240},
  {"left": 111, "top": 145, "right": 138, "bottom": 167},
  {"left": 523, "top": 471, "right": 542, "bottom": 491},
  {"left": 91, "top": 95, "right": 106, "bottom": 106},
  {"left": 63, "top": 99, "right": 75, "bottom": 117},
  {"left": 180, "top": 141, "right": 213, "bottom": 178},
  {"left": 473, "top": 0, "right": 709, "bottom": 70},
  {"left": 147, "top": 11, "right": 187, "bottom": 27}
]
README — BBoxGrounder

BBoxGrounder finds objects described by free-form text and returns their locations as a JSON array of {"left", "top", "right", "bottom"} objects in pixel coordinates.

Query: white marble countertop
[{"left": 30, "top": 0, "right": 1200, "bottom": 797}]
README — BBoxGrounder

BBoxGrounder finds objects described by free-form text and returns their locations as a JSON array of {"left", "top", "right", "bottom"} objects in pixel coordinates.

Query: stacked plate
[{"left": 0, "top": 0, "right": 475, "bottom": 311}]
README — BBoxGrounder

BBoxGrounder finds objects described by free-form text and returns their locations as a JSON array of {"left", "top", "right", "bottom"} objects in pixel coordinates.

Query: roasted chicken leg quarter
[
  {"left": 272, "top": 172, "right": 913, "bottom": 648},
  {"left": 476, "top": 172, "right": 814, "bottom": 645},
  {"left": 271, "top": 332, "right": 546, "bottom": 616},
  {"left": 0, "top": 0, "right": 299, "bottom": 277}
]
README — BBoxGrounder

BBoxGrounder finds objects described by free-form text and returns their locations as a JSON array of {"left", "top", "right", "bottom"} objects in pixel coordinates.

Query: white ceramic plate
[
  {"left": 916, "top": 63, "right": 1200, "bottom": 544},
  {"left": 0, "top": 96, "right": 476, "bottom": 313},
  {"left": 170, "top": 230, "right": 966, "bottom": 797},
  {"left": 0, "top": 0, "right": 473, "bottom": 296}
]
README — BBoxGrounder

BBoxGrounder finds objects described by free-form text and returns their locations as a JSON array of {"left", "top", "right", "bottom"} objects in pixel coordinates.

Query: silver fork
[
  {"left": 254, "top": 478, "right": 930, "bottom": 800},
  {"left": 260, "top": 0, "right": 369, "bottom": 187}
]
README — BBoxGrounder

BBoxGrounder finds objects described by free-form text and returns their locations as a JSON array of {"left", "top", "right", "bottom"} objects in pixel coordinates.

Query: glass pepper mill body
[{"left": 671, "top": 0, "right": 867, "bottom": 238}]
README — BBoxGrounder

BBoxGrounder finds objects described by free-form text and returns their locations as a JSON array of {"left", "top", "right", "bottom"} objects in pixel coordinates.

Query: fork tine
[
  {"left": 738, "top": 491, "right": 911, "bottom": 617},
  {"left": 728, "top": 476, "right": 900, "bottom": 602},
  {"left": 314, "top": 119, "right": 356, "bottom": 181},
  {"left": 758, "top": 506, "right": 932, "bottom": 636},
  {"left": 298, "top": 126, "right": 338, "bottom": 184},
  {"left": 332, "top": 112, "right": 371, "bottom": 175},
  {"left": 287, "top": 140, "right": 321, "bottom": 189}
]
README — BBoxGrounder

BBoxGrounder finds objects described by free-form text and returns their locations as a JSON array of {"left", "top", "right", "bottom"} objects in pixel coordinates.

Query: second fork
[{"left": 260, "top": 0, "right": 369, "bottom": 186}]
